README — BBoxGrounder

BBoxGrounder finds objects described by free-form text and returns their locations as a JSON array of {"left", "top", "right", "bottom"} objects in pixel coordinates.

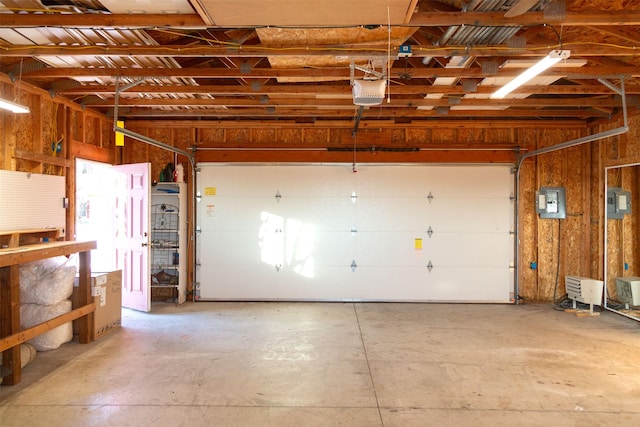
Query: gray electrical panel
[
  {"left": 536, "top": 187, "right": 566, "bottom": 219},
  {"left": 607, "top": 187, "right": 631, "bottom": 219}
]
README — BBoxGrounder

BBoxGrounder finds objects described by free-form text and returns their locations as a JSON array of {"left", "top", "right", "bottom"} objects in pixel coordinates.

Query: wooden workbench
[
  {"left": 0, "top": 238, "right": 97, "bottom": 386},
  {"left": 0, "top": 228, "right": 63, "bottom": 248}
]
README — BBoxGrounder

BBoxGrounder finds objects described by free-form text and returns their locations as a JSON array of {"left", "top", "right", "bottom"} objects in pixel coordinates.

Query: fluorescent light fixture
[
  {"left": 0, "top": 98, "right": 30, "bottom": 114},
  {"left": 491, "top": 50, "right": 570, "bottom": 99}
]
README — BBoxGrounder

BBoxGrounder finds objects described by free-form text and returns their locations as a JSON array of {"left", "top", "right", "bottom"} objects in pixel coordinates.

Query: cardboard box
[{"left": 72, "top": 270, "right": 122, "bottom": 340}]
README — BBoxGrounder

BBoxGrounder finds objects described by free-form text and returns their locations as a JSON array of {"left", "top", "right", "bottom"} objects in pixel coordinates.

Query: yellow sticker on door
[
  {"left": 415, "top": 238, "right": 422, "bottom": 251},
  {"left": 204, "top": 187, "right": 217, "bottom": 196}
]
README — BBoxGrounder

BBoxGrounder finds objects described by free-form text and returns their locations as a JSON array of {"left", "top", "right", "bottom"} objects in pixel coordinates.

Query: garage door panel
[
  {"left": 422, "top": 267, "right": 513, "bottom": 302},
  {"left": 423, "top": 233, "right": 512, "bottom": 267},
  {"left": 199, "top": 264, "right": 362, "bottom": 300},
  {"left": 351, "top": 166, "right": 431, "bottom": 198},
  {"left": 199, "top": 264, "right": 511, "bottom": 302},
  {"left": 205, "top": 165, "right": 355, "bottom": 198},
  {"left": 197, "top": 231, "right": 265, "bottom": 265},
  {"left": 266, "top": 229, "right": 355, "bottom": 268},
  {"left": 349, "top": 165, "right": 510, "bottom": 199},
  {"left": 354, "top": 198, "right": 429, "bottom": 231},
  {"left": 313, "top": 232, "right": 356, "bottom": 265},
  {"left": 350, "top": 267, "right": 512, "bottom": 302},
  {"left": 350, "top": 266, "right": 427, "bottom": 300},
  {"left": 198, "top": 166, "right": 308, "bottom": 197},
  {"left": 199, "top": 168, "right": 275, "bottom": 197},
  {"left": 270, "top": 166, "right": 354, "bottom": 197},
  {"left": 198, "top": 264, "right": 289, "bottom": 300},
  {"left": 273, "top": 266, "right": 358, "bottom": 300},
  {"left": 197, "top": 164, "right": 513, "bottom": 302},
  {"left": 273, "top": 197, "right": 357, "bottom": 231},
  {"left": 197, "top": 197, "right": 275, "bottom": 230},
  {"left": 425, "top": 167, "right": 511, "bottom": 198},
  {"left": 352, "top": 232, "right": 429, "bottom": 266},
  {"left": 425, "top": 198, "right": 512, "bottom": 233},
  {"left": 200, "top": 197, "right": 358, "bottom": 233},
  {"left": 203, "top": 230, "right": 357, "bottom": 268},
  {"left": 350, "top": 266, "right": 511, "bottom": 302}
]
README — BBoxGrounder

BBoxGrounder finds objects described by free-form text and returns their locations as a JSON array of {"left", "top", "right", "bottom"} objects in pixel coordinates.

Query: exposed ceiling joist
[
  {"left": 0, "top": 0, "right": 637, "bottom": 128},
  {"left": 55, "top": 84, "right": 640, "bottom": 96},
  {"left": 2, "top": 44, "right": 636, "bottom": 59},
  {"left": 21, "top": 66, "right": 640, "bottom": 80},
  {"left": 1, "top": 11, "right": 640, "bottom": 28}
]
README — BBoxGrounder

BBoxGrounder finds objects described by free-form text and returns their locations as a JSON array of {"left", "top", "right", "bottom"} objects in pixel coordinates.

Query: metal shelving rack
[{"left": 150, "top": 203, "right": 180, "bottom": 303}]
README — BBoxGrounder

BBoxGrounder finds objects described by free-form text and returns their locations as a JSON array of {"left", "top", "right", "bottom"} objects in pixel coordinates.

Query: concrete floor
[{"left": 1, "top": 302, "right": 640, "bottom": 426}]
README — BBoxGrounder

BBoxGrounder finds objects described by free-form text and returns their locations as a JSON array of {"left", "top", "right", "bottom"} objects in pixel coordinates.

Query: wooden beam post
[
  {"left": 76, "top": 250, "right": 94, "bottom": 343},
  {"left": 0, "top": 265, "right": 21, "bottom": 385}
]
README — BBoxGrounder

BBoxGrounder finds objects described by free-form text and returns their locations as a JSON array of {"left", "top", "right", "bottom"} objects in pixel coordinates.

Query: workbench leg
[
  {"left": 76, "top": 251, "right": 95, "bottom": 344},
  {"left": 1, "top": 265, "right": 21, "bottom": 385}
]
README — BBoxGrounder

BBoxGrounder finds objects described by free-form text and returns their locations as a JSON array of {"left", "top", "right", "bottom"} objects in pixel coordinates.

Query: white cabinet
[{"left": 150, "top": 182, "right": 187, "bottom": 304}]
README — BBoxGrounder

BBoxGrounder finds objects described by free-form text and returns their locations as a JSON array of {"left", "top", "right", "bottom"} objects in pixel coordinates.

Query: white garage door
[{"left": 196, "top": 164, "right": 514, "bottom": 302}]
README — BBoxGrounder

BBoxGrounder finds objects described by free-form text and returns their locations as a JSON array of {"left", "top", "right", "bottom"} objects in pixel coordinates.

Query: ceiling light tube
[
  {"left": 491, "top": 50, "right": 570, "bottom": 99},
  {"left": 0, "top": 98, "right": 31, "bottom": 114}
]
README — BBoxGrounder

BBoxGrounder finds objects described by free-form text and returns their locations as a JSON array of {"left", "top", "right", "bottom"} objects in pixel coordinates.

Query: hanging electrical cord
[
  {"left": 546, "top": 24, "right": 563, "bottom": 51},
  {"left": 605, "top": 216, "right": 627, "bottom": 310},
  {"left": 551, "top": 218, "right": 579, "bottom": 311},
  {"left": 352, "top": 129, "right": 358, "bottom": 173},
  {"left": 386, "top": 5, "right": 391, "bottom": 104},
  {"left": 552, "top": 218, "right": 566, "bottom": 308},
  {"left": 603, "top": 167, "right": 626, "bottom": 310}
]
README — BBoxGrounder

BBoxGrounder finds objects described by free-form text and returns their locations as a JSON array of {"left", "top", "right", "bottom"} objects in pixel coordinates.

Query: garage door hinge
[
  {"left": 351, "top": 260, "right": 357, "bottom": 272},
  {"left": 427, "top": 261, "right": 433, "bottom": 272}
]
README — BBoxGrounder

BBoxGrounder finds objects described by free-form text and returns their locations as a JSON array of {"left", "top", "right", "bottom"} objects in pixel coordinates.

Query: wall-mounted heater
[
  {"left": 352, "top": 79, "right": 386, "bottom": 106},
  {"left": 565, "top": 275, "right": 604, "bottom": 314},
  {"left": 615, "top": 276, "right": 640, "bottom": 309}
]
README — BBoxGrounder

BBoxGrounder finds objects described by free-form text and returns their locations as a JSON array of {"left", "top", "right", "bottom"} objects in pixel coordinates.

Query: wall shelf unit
[{"left": 150, "top": 182, "right": 187, "bottom": 304}]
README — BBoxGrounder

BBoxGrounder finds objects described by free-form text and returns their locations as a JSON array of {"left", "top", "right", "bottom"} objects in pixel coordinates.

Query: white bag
[
  {"left": 20, "top": 255, "right": 76, "bottom": 305},
  {"left": 20, "top": 300, "right": 73, "bottom": 351}
]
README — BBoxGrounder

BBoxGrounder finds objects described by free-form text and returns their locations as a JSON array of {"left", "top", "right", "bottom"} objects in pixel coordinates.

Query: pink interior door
[{"left": 114, "top": 163, "right": 151, "bottom": 312}]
